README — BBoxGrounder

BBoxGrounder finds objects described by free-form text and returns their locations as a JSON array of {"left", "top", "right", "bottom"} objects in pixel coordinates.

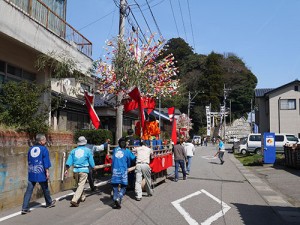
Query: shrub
[
  {"left": 0, "top": 81, "right": 49, "bottom": 135},
  {"left": 74, "top": 129, "right": 113, "bottom": 145}
]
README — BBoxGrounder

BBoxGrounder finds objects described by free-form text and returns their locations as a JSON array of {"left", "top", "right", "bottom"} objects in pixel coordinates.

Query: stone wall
[{"left": 0, "top": 131, "right": 76, "bottom": 211}]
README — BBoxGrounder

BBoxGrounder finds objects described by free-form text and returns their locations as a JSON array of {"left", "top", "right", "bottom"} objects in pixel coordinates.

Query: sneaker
[
  {"left": 46, "top": 200, "right": 56, "bottom": 208},
  {"left": 221, "top": 160, "right": 225, "bottom": 165},
  {"left": 136, "top": 197, "right": 141, "bottom": 201},
  {"left": 80, "top": 198, "right": 86, "bottom": 202},
  {"left": 70, "top": 201, "right": 79, "bottom": 207},
  {"left": 186, "top": 172, "right": 190, "bottom": 175},
  {"left": 183, "top": 177, "right": 187, "bottom": 180},
  {"left": 21, "top": 209, "right": 31, "bottom": 215},
  {"left": 174, "top": 179, "right": 178, "bottom": 182},
  {"left": 114, "top": 198, "right": 121, "bottom": 209}
]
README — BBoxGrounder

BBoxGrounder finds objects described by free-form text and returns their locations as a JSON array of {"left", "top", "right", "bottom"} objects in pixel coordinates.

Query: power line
[
  {"left": 186, "top": 0, "right": 195, "bottom": 50},
  {"left": 177, "top": 0, "right": 187, "bottom": 41},
  {"left": 77, "top": 10, "right": 115, "bottom": 31},
  {"left": 133, "top": 0, "right": 154, "bottom": 34},
  {"left": 145, "top": 0, "right": 163, "bottom": 38},
  {"left": 169, "top": 0, "right": 179, "bottom": 37},
  {"left": 128, "top": 7, "right": 148, "bottom": 43}
]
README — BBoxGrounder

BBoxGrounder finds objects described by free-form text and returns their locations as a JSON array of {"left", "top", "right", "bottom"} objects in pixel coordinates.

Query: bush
[
  {"left": 74, "top": 129, "right": 113, "bottom": 145},
  {"left": 0, "top": 81, "right": 49, "bottom": 135}
]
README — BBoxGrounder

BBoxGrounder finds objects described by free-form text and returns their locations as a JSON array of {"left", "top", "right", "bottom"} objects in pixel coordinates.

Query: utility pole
[
  {"left": 223, "top": 84, "right": 231, "bottom": 142},
  {"left": 250, "top": 99, "right": 253, "bottom": 133},
  {"left": 115, "top": 0, "right": 126, "bottom": 144},
  {"left": 187, "top": 91, "right": 200, "bottom": 131}
]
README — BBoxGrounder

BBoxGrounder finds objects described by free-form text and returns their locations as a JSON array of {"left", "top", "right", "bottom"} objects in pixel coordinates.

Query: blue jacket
[
  {"left": 111, "top": 147, "right": 136, "bottom": 185},
  {"left": 28, "top": 145, "right": 51, "bottom": 182},
  {"left": 66, "top": 146, "right": 95, "bottom": 173}
]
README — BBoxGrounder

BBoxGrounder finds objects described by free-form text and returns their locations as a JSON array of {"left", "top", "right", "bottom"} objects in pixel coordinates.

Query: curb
[{"left": 228, "top": 153, "right": 300, "bottom": 223}]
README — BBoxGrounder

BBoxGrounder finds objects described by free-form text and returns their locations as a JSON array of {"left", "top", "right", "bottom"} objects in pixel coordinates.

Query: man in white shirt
[
  {"left": 184, "top": 139, "right": 195, "bottom": 175},
  {"left": 133, "top": 141, "right": 153, "bottom": 201}
]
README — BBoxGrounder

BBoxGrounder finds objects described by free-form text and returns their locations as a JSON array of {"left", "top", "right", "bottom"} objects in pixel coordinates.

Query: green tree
[{"left": 0, "top": 81, "right": 49, "bottom": 134}]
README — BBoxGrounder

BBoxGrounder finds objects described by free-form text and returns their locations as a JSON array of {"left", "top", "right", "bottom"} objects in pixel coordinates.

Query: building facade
[
  {"left": 0, "top": 0, "right": 94, "bottom": 131},
  {"left": 255, "top": 80, "right": 300, "bottom": 137}
]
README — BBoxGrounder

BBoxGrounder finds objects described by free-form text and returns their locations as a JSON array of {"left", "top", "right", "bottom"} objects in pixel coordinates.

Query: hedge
[{"left": 74, "top": 129, "right": 113, "bottom": 145}]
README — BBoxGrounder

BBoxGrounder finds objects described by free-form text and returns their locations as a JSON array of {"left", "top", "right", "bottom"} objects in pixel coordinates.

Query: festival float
[{"left": 93, "top": 33, "right": 179, "bottom": 185}]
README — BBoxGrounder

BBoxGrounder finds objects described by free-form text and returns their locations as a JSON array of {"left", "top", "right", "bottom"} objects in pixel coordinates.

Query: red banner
[
  {"left": 150, "top": 153, "right": 173, "bottom": 173},
  {"left": 84, "top": 91, "right": 100, "bottom": 129},
  {"left": 128, "top": 87, "right": 145, "bottom": 128},
  {"left": 123, "top": 97, "right": 156, "bottom": 113}
]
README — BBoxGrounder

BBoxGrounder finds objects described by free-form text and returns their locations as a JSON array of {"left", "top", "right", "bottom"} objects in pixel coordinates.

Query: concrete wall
[
  {"left": 0, "top": 0, "right": 93, "bottom": 73},
  {"left": 0, "top": 131, "right": 76, "bottom": 211}
]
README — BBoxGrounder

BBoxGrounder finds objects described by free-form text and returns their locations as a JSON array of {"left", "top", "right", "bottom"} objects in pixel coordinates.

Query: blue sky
[{"left": 67, "top": 0, "right": 300, "bottom": 88}]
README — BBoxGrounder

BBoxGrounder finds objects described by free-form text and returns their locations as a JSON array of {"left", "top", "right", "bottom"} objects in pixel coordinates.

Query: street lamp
[{"left": 187, "top": 91, "right": 202, "bottom": 131}]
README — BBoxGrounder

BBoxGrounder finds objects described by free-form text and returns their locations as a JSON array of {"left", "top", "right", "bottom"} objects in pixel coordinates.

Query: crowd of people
[{"left": 21, "top": 132, "right": 224, "bottom": 213}]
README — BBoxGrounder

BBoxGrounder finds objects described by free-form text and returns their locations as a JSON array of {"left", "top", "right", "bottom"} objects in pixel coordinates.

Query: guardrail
[{"left": 4, "top": 0, "right": 92, "bottom": 58}]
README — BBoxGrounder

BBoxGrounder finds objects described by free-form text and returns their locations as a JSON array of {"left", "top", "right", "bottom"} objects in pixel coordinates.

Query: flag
[
  {"left": 128, "top": 87, "right": 145, "bottom": 128},
  {"left": 168, "top": 107, "right": 175, "bottom": 122},
  {"left": 123, "top": 97, "right": 156, "bottom": 114},
  {"left": 171, "top": 118, "right": 177, "bottom": 144},
  {"left": 84, "top": 91, "right": 100, "bottom": 129}
]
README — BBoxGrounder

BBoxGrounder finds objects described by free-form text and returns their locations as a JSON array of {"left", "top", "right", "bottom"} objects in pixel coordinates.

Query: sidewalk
[{"left": 228, "top": 152, "right": 300, "bottom": 224}]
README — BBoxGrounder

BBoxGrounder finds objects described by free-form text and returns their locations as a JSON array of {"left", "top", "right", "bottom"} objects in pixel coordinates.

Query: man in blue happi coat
[
  {"left": 111, "top": 137, "right": 136, "bottom": 209},
  {"left": 21, "top": 134, "right": 56, "bottom": 214}
]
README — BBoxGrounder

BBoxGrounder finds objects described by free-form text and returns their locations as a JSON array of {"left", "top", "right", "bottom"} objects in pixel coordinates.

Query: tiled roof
[
  {"left": 255, "top": 88, "right": 274, "bottom": 97},
  {"left": 94, "top": 93, "right": 116, "bottom": 107}
]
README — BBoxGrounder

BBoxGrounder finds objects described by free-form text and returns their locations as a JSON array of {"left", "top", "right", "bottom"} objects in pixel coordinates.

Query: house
[
  {"left": 255, "top": 80, "right": 300, "bottom": 137},
  {"left": 0, "top": 0, "right": 94, "bottom": 131}
]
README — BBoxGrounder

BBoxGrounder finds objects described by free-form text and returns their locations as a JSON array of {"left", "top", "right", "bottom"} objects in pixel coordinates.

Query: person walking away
[
  {"left": 133, "top": 141, "right": 153, "bottom": 201},
  {"left": 111, "top": 137, "right": 136, "bottom": 209},
  {"left": 64, "top": 136, "right": 95, "bottom": 207},
  {"left": 173, "top": 139, "right": 187, "bottom": 182},
  {"left": 21, "top": 134, "right": 56, "bottom": 215},
  {"left": 184, "top": 139, "right": 195, "bottom": 175},
  {"left": 214, "top": 136, "right": 225, "bottom": 164}
]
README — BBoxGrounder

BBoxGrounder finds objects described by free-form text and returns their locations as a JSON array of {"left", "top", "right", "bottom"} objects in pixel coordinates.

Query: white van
[
  {"left": 274, "top": 134, "right": 299, "bottom": 153},
  {"left": 246, "top": 133, "right": 262, "bottom": 154},
  {"left": 242, "top": 133, "right": 299, "bottom": 154}
]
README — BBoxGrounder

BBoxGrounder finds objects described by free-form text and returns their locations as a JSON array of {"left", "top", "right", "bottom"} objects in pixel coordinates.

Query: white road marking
[
  {"left": 172, "top": 191, "right": 202, "bottom": 225},
  {"left": 171, "top": 189, "right": 231, "bottom": 225},
  {"left": 0, "top": 180, "right": 110, "bottom": 222},
  {"left": 0, "top": 193, "right": 74, "bottom": 222},
  {"left": 200, "top": 189, "right": 231, "bottom": 225},
  {"left": 201, "top": 155, "right": 217, "bottom": 160}
]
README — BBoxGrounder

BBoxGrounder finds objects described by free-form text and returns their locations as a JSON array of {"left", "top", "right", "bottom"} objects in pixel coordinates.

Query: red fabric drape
[{"left": 84, "top": 91, "right": 100, "bottom": 129}]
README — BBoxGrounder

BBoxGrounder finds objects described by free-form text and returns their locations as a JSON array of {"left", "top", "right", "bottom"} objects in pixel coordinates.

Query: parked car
[
  {"left": 232, "top": 137, "right": 247, "bottom": 154},
  {"left": 228, "top": 136, "right": 239, "bottom": 144},
  {"left": 192, "top": 135, "right": 201, "bottom": 146},
  {"left": 242, "top": 133, "right": 299, "bottom": 154},
  {"left": 274, "top": 134, "right": 299, "bottom": 153}
]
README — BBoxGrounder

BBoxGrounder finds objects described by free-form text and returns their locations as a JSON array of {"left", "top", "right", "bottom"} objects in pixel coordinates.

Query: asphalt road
[{"left": 0, "top": 145, "right": 291, "bottom": 225}]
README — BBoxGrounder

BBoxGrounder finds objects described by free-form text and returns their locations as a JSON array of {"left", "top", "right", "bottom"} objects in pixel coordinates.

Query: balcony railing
[{"left": 4, "top": 0, "right": 92, "bottom": 58}]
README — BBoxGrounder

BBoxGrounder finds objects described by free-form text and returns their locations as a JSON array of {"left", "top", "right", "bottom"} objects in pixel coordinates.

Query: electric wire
[
  {"left": 145, "top": 0, "right": 163, "bottom": 38},
  {"left": 177, "top": 0, "right": 187, "bottom": 41},
  {"left": 186, "top": 0, "right": 195, "bottom": 51},
  {"left": 128, "top": 7, "right": 148, "bottom": 43},
  {"left": 76, "top": 10, "right": 115, "bottom": 31},
  {"left": 169, "top": 0, "right": 180, "bottom": 37},
  {"left": 133, "top": 0, "right": 154, "bottom": 35}
]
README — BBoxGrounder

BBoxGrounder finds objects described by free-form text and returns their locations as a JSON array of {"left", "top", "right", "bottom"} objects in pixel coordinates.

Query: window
[
  {"left": 295, "top": 86, "right": 299, "bottom": 91},
  {"left": 7, "top": 64, "right": 22, "bottom": 77},
  {"left": 275, "top": 135, "right": 284, "bottom": 142},
  {"left": 23, "top": 70, "right": 36, "bottom": 81},
  {"left": 249, "top": 135, "right": 261, "bottom": 142},
  {"left": 0, "top": 61, "right": 5, "bottom": 73},
  {"left": 280, "top": 99, "right": 296, "bottom": 110},
  {"left": 0, "top": 61, "right": 36, "bottom": 82}
]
